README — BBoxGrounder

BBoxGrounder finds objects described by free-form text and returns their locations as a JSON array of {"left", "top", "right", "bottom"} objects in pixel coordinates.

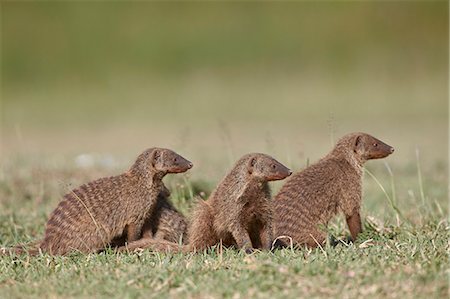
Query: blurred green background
[{"left": 1, "top": 2, "right": 448, "bottom": 175}]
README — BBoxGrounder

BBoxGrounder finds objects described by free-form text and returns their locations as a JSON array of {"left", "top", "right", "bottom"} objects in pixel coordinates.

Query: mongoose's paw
[{"left": 345, "top": 235, "right": 354, "bottom": 244}]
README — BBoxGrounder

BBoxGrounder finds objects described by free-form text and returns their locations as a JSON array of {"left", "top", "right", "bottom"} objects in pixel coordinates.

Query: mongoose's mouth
[
  {"left": 169, "top": 161, "right": 193, "bottom": 173},
  {"left": 170, "top": 167, "right": 191, "bottom": 173},
  {"left": 267, "top": 169, "right": 292, "bottom": 181}
]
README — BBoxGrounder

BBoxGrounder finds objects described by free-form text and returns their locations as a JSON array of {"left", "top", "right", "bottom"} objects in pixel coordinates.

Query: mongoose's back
[{"left": 40, "top": 174, "right": 135, "bottom": 254}]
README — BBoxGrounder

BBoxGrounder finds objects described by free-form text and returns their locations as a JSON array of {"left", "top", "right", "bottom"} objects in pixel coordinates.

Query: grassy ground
[
  {"left": 1, "top": 2, "right": 448, "bottom": 298},
  {"left": 0, "top": 155, "right": 447, "bottom": 299}
]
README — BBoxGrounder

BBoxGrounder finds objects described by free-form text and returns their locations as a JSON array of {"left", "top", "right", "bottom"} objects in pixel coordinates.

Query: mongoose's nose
[
  {"left": 288, "top": 170, "right": 293, "bottom": 176},
  {"left": 390, "top": 147, "right": 395, "bottom": 153},
  {"left": 187, "top": 162, "right": 193, "bottom": 168}
]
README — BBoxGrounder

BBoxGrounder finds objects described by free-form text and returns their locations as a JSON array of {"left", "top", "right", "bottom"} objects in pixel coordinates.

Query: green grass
[
  {"left": 0, "top": 2, "right": 447, "bottom": 298},
  {"left": 0, "top": 229, "right": 447, "bottom": 299},
  {"left": 0, "top": 156, "right": 447, "bottom": 299}
]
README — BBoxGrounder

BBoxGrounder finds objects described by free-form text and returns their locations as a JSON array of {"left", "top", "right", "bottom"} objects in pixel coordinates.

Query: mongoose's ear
[
  {"left": 151, "top": 149, "right": 161, "bottom": 168},
  {"left": 247, "top": 157, "right": 257, "bottom": 174},
  {"left": 354, "top": 135, "right": 362, "bottom": 153}
]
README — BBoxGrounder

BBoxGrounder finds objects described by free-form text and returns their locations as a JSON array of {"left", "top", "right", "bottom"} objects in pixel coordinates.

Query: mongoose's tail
[
  {"left": 1, "top": 239, "right": 42, "bottom": 256},
  {"left": 118, "top": 238, "right": 191, "bottom": 254}
]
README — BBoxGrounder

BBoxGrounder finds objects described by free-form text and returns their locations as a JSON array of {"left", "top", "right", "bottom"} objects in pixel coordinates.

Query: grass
[
  {"left": 0, "top": 154, "right": 447, "bottom": 299},
  {"left": 0, "top": 2, "right": 447, "bottom": 298}
]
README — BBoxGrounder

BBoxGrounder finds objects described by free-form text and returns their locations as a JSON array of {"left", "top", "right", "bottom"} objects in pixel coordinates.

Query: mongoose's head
[
  {"left": 132, "top": 148, "right": 193, "bottom": 175},
  {"left": 153, "top": 148, "right": 193, "bottom": 173},
  {"left": 245, "top": 153, "right": 292, "bottom": 181},
  {"left": 336, "top": 133, "right": 394, "bottom": 164}
]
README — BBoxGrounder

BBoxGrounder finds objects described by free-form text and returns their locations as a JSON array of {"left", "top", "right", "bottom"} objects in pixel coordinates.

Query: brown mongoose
[
  {"left": 273, "top": 132, "right": 394, "bottom": 248},
  {"left": 118, "top": 153, "right": 292, "bottom": 254},
  {"left": 3, "top": 148, "right": 193, "bottom": 255},
  {"left": 140, "top": 188, "right": 189, "bottom": 244},
  {"left": 110, "top": 186, "right": 189, "bottom": 247}
]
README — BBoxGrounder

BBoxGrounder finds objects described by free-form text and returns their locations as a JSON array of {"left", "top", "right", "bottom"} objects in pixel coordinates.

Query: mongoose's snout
[
  {"left": 170, "top": 155, "right": 193, "bottom": 173},
  {"left": 266, "top": 160, "right": 292, "bottom": 181},
  {"left": 273, "top": 165, "right": 292, "bottom": 181},
  {"left": 366, "top": 137, "right": 395, "bottom": 160}
]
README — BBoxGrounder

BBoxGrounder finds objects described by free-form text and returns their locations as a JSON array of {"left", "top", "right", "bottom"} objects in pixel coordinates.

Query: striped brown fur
[
  {"left": 3, "top": 148, "right": 192, "bottom": 255},
  {"left": 109, "top": 186, "right": 189, "bottom": 247},
  {"left": 273, "top": 132, "right": 394, "bottom": 248},
  {"left": 140, "top": 185, "right": 188, "bottom": 244},
  {"left": 119, "top": 153, "right": 292, "bottom": 253}
]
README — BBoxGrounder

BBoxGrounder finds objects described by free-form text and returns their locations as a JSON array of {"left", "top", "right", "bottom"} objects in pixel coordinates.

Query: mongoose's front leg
[
  {"left": 260, "top": 224, "right": 274, "bottom": 250},
  {"left": 346, "top": 210, "right": 362, "bottom": 242},
  {"left": 231, "top": 225, "right": 253, "bottom": 253},
  {"left": 126, "top": 223, "right": 142, "bottom": 242}
]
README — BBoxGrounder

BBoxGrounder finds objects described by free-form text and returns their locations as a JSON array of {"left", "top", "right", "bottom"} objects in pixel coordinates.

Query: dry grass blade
[
  {"left": 310, "top": 234, "right": 327, "bottom": 259},
  {"left": 364, "top": 168, "right": 404, "bottom": 221},
  {"left": 68, "top": 188, "right": 109, "bottom": 249}
]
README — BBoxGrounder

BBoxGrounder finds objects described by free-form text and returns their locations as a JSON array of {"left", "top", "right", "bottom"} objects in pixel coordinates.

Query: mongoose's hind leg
[
  {"left": 189, "top": 204, "right": 218, "bottom": 251},
  {"left": 126, "top": 223, "right": 142, "bottom": 242}
]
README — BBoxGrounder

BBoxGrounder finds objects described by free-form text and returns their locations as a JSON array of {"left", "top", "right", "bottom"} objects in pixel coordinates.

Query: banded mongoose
[
  {"left": 140, "top": 187, "right": 189, "bottom": 244},
  {"left": 111, "top": 188, "right": 188, "bottom": 247},
  {"left": 110, "top": 186, "right": 189, "bottom": 247},
  {"left": 273, "top": 132, "right": 394, "bottom": 248},
  {"left": 119, "top": 153, "right": 292, "bottom": 253},
  {"left": 3, "top": 148, "right": 192, "bottom": 255}
]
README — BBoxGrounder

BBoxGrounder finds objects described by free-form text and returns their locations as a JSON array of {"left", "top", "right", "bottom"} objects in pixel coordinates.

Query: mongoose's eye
[
  {"left": 271, "top": 164, "right": 276, "bottom": 170},
  {"left": 173, "top": 157, "right": 178, "bottom": 163},
  {"left": 373, "top": 143, "right": 378, "bottom": 147}
]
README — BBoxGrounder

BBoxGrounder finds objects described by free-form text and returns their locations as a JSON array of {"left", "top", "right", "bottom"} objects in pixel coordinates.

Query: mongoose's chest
[{"left": 240, "top": 200, "right": 268, "bottom": 225}]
